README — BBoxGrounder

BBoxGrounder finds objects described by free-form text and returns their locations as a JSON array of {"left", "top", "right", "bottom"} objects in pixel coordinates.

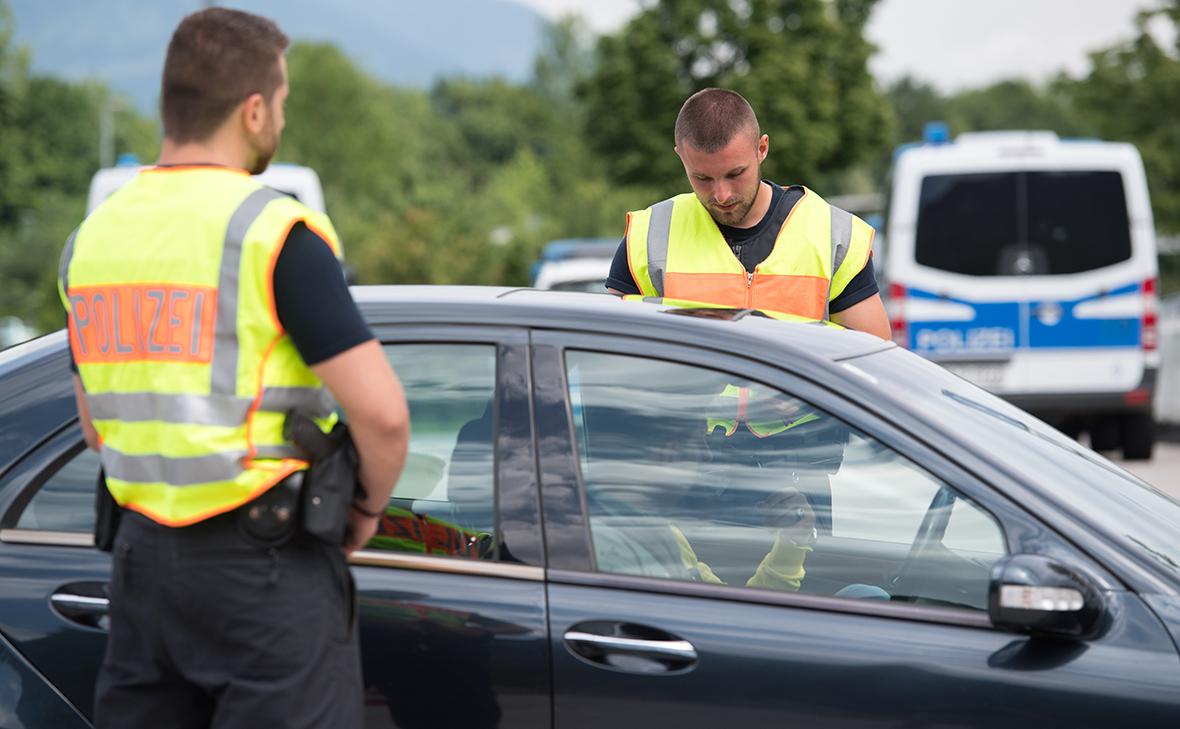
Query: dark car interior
[{"left": 572, "top": 384, "right": 999, "bottom": 612}]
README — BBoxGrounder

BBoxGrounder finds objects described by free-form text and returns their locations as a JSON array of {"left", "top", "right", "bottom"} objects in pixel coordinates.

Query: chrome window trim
[
  {"left": 0, "top": 531, "right": 545, "bottom": 583},
  {"left": 349, "top": 550, "right": 543, "bottom": 581},
  {"left": 0, "top": 529, "right": 94, "bottom": 547}
]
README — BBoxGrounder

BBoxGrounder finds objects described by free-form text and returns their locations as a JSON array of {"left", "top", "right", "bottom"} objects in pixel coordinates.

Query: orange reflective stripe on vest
[{"left": 626, "top": 187, "right": 872, "bottom": 321}]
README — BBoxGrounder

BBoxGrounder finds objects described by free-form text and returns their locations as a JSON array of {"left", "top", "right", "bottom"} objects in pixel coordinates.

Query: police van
[
  {"left": 87, "top": 156, "right": 327, "bottom": 214},
  {"left": 884, "top": 126, "right": 1160, "bottom": 459}
]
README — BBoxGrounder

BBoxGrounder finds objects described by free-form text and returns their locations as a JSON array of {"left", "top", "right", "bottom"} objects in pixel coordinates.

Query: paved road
[{"left": 1111, "top": 440, "right": 1180, "bottom": 499}]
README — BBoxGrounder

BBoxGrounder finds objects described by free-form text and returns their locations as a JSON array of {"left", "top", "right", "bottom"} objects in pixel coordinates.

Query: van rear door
[{"left": 907, "top": 168, "right": 1142, "bottom": 394}]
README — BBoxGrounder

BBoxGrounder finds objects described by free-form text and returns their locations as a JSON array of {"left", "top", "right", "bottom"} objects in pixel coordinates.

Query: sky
[{"left": 515, "top": 0, "right": 1168, "bottom": 92}]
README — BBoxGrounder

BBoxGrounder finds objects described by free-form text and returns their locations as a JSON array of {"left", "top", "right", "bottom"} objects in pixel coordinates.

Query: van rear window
[{"left": 915, "top": 171, "right": 1132, "bottom": 276}]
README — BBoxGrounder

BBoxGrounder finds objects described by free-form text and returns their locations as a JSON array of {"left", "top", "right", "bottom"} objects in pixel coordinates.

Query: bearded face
[{"left": 677, "top": 130, "right": 769, "bottom": 228}]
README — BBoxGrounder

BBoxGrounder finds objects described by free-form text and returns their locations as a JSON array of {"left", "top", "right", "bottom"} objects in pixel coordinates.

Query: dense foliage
[{"left": 2, "top": 0, "right": 1180, "bottom": 336}]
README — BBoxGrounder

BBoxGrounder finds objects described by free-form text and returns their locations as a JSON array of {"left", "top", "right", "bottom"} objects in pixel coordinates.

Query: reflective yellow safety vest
[
  {"left": 58, "top": 166, "right": 340, "bottom": 526},
  {"left": 705, "top": 384, "right": 820, "bottom": 438},
  {"left": 625, "top": 187, "right": 875, "bottom": 320}
]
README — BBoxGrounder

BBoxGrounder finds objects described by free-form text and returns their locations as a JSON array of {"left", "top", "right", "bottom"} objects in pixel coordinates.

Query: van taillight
[
  {"left": 1142, "top": 277, "right": 1158, "bottom": 351},
  {"left": 888, "top": 283, "right": 908, "bottom": 347}
]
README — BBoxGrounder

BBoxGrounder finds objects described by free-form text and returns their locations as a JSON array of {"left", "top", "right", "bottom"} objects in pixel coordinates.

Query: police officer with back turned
[{"left": 57, "top": 8, "right": 409, "bottom": 728}]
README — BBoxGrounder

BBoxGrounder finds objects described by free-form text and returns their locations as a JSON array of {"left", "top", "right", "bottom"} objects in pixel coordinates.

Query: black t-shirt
[
  {"left": 68, "top": 221, "right": 371, "bottom": 372},
  {"left": 605, "top": 182, "right": 878, "bottom": 314},
  {"left": 272, "top": 222, "right": 372, "bottom": 365}
]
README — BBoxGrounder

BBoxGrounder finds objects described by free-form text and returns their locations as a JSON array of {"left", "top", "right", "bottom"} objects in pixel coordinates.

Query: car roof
[
  {"left": 351, "top": 285, "right": 893, "bottom": 364},
  {"left": 0, "top": 287, "right": 890, "bottom": 471}
]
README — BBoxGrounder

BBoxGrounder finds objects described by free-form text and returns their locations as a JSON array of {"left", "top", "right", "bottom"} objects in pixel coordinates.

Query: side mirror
[{"left": 988, "top": 554, "right": 1105, "bottom": 640}]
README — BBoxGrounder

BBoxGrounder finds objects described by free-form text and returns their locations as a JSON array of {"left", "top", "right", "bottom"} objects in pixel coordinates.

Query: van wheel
[
  {"left": 1089, "top": 418, "right": 1121, "bottom": 452},
  {"left": 1121, "top": 413, "right": 1156, "bottom": 461}
]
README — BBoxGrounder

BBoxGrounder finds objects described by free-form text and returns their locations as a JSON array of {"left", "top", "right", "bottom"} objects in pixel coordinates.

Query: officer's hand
[
  {"left": 343, "top": 509, "right": 380, "bottom": 555},
  {"left": 757, "top": 487, "right": 817, "bottom": 547}
]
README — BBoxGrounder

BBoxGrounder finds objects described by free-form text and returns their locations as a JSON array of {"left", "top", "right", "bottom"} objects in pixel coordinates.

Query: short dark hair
[
  {"left": 161, "top": 8, "right": 289, "bottom": 143},
  {"left": 674, "top": 88, "right": 760, "bottom": 152}
]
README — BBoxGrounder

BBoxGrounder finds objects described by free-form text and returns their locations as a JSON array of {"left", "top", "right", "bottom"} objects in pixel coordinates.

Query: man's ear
[
  {"left": 757, "top": 133, "right": 769, "bottom": 163},
  {"left": 241, "top": 92, "right": 266, "bottom": 136}
]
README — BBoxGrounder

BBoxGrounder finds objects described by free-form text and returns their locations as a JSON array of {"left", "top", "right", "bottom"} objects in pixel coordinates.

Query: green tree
[
  {"left": 0, "top": 0, "right": 158, "bottom": 334},
  {"left": 949, "top": 79, "right": 1086, "bottom": 136},
  {"left": 0, "top": 0, "right": 30, "bottom": 227},
  {"left": 281, "top": 37, "right": 649, "bottom": 288},
  {"left": 884, "top": 76, "right": 948, "bottom": 144},
  {"left": 581, "top": 0, "right": 893, "bottom": 197},
  {"left": 1066, "top": 1, "right": 1180, "bottom": 233}
]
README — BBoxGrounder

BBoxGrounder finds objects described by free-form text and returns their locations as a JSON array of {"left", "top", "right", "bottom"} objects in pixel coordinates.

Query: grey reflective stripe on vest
[
  {"left": 826, "top": 206, "right": 854, "bottom": 321},
  {"left": 86, "top": 387, "right": 336, "bottom": 426},
  {"left": 209, "top": 187, "right": 288, "bottom": 396},
  {"left": 58, "top": 229, "right": 79, "bottom": 296},
  {"left": 83, "top": 186, "right": 330, "bottom": 487},
  {"left": 102, "top": 444, "right": 303, "bottom": 486},
  {"left": 644, "top": 198, "right": 675, "bottom": 296}
]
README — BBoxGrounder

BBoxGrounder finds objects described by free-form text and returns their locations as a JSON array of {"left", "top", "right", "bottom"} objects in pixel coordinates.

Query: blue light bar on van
[
  {"left": 923, "top": 121, "right": 950, "bottom": 145},
  {"left": 115, "top": 153, "right": 141, "bottom": 167}
]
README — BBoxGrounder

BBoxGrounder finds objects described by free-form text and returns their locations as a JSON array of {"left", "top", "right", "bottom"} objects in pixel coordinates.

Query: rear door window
[{"left": 915, "top": 171, "right": 1131, "bottom": 276}]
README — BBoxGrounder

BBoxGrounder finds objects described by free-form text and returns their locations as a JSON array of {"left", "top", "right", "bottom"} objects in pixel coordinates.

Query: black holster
[
  {"left": 94, "top": 467, "right": 122, "bottom": 552},
  {"left": 283, "top": 411, "right": 363, "bottom": 545}
]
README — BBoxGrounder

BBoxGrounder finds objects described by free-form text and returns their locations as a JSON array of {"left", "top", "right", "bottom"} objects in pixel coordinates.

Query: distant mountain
[{"left": 9, "top": 0, "right": 545, "bottom": 110}]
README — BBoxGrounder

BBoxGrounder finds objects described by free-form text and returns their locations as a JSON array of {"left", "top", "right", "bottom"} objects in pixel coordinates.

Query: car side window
[
  {"left": 16, "top": 447, "right": 100, "bottom": 532},
  {"left": 370, "top": 343, "right": 497, "bottom": 560},
  {"left": 564, "top": 350, "right": 1007, "bottom": 612},
  {"left": 12, "top": 343, "right": 499, "bottom": 561}
]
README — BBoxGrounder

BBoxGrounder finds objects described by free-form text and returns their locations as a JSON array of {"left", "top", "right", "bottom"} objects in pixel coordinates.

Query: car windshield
[
  {"left": 914, "top": 170, "right": 1132, "bottom": 276},
  {"left": 851, "top": 347, "right": 1180, "bottom": 582}
]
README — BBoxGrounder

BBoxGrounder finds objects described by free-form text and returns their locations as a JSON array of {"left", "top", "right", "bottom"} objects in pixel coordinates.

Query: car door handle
[
  {"left": 563, "top": 631, "right": 698, "bottom": 661},
  {"left": 50, "top": 593, "right": 110, "bottom": 614},
  {"left": 562, "top": 622, "right": 698, "bottom": 673},
  {"left": 50, "top": 582, "right": 110, "bottom": 630}
]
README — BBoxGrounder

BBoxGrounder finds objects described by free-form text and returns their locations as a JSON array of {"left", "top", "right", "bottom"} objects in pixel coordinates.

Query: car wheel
[
  {"left": 1121, "top": 413, "right": 1155, "bottom": 461},
  {"left": 1089, "top": 417, "right": 1121, "bottom": 452}
]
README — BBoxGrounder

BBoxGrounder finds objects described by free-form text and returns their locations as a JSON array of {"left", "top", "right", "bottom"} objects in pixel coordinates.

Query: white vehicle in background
[
  {"left": 530, "top": 238, "right": 617, "bottom": 293},
  {"left": 87, "top": 155, "right": 327, "bottom": 214},
  {"left": 884, "top": 125, "right": 1160, "bottom": 459},
  {"left": 0, "top": 317, "right": 38, "bottom": 350}
]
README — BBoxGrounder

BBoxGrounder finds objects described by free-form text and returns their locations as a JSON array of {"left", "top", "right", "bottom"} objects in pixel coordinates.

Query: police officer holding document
[
  {"left": 57, "top": 8, "right": 409, "bottom": 728},
  {"left": 606, "top": 88, "right": 892, "bottom": 340}
]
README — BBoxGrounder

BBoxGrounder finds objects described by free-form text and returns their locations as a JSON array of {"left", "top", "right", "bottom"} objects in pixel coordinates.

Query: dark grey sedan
[{"left": 1, "top": 286, "right": 1179, "bottom": 728}]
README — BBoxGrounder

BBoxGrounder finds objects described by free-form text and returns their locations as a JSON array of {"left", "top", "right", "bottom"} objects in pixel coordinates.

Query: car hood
[{"left": 1142, "top": 594, "right": 1180, "bottom": 656}]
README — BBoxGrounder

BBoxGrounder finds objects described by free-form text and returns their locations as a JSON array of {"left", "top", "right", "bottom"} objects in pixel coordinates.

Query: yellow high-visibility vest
[
  {"left": 705, "top": 384, "right": 820, "bottom": 439},
  {"left": 625, "top": 188, "right": 875, "bottom": 320},
  {"left": 58, "top": 166, "right": 340, "bottom": 526}
]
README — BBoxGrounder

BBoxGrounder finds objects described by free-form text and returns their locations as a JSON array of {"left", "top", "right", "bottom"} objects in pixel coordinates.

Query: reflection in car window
[
  {"left": 375, "top": 344, "right": 497, "bottom": 560},
  {"left": 15, "top": 345, "right": 499, "bottom": 554},
  {"left": 17, "top": 447, "right": 100, "bottom": 532},
  {"left": 853, "top": 348, "right": 1180, "bottom": 580},
  {"left": 564, "top": 351, "right": 1006, "bottom": 611}
]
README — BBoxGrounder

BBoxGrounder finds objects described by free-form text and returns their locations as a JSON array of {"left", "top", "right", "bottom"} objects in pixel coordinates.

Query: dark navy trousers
[{"left": 95, "top": 508, "right": 362, "bottom": 729}]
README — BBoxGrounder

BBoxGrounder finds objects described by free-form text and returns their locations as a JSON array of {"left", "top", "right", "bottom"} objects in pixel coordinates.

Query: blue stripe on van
[{"left": 906, "top": 283, "right": 1141, "bottom": 356}]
